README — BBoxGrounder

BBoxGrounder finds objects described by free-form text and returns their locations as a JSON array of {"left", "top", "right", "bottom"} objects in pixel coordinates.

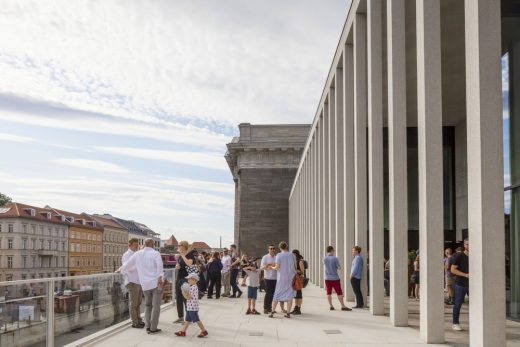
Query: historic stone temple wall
[{"left": 226, "top": 123, "right": 309, "bottom": 257}]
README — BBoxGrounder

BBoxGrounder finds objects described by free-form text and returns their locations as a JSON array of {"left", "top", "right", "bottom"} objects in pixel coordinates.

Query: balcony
[
  {"left": 37, "top": 250, "right": 59, "bottom": 257},
  {"left": 0, "top": 270, "right": 175, "bottom": 347}
]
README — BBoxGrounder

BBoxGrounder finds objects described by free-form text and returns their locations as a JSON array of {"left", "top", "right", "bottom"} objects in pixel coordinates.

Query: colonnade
[{"left": 288, "top": 1, "right": 505, "bottom": 346}]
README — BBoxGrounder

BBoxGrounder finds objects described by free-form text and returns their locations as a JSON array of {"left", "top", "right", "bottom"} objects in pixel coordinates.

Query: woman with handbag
[
  {"left": 291, "top": 249, "right": 306, "bottom": 315},
  {"left": 268, "top": 242, "right": 297, "bottom": 319}
]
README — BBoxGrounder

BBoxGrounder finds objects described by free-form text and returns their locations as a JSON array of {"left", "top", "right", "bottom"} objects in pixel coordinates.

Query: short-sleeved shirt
[
  {"left": 322, "top": 255, "right": 340, "bottom": 280},
  {"left": 186, "top": 285, "right": 199, "bottom": 311},
  {"left": 451, "top": 252, "right": 469, "bottom": 287},
  {"left": 178, "top": 250, "right": 197, "bottom": 279},
  {"left": 245, "top": 269, "right": 260, "bottom": 287},
  {"left": 261, "top": 254, "right": 277, "bottom": 280},
  {"left": 444, "top": 257, "right": 452, "bottom": 277}
]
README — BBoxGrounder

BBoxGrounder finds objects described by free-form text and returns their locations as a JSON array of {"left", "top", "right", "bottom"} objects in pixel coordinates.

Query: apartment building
[
  {"left": 0, "top": 203, "right": 68, "bottom": 281},
  {"left": 47, "top": 207, "right": 103, "bottom": 276},
  {"left": 98, "top": 214, "right": 160, "bottom": 251},
  {"left": 89, "top": 214, "right": 127, "bottom": 272}
]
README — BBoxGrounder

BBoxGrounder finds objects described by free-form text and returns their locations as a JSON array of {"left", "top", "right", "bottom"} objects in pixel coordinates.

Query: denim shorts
[
  {"left": 185, "top": 310, "right": 200, "bottom": 323},
  {"left": 247, "top": 286, "right": 258, "bottom": 300}
]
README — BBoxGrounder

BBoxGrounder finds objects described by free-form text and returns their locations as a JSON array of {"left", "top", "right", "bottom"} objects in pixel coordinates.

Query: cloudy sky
[{"left": 0, "top": 0, "right": 350, "bottom": 246}]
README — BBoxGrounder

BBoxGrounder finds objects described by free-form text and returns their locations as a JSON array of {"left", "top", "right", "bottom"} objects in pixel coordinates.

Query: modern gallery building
[{"left": 288, "top": 0, "right": 519, "bottom": 346}]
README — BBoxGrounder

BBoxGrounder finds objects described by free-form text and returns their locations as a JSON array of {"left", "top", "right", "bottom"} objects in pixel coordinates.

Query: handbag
[
  {"left": 303, "top": 277, "right": 310, "bottom": 288},
  {"left": 292, "top": 274, "right": 304, "bottom": 291}
]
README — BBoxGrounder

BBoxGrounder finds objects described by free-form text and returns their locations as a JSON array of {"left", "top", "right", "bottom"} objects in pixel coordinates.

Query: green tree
[{"left": 0, "top": 193, "right": 12, "bottom": 206}]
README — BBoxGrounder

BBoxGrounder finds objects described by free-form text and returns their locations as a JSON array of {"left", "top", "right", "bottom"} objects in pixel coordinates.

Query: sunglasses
[{"left": 269, "top": 247, "right": 275, "bottom": 250}]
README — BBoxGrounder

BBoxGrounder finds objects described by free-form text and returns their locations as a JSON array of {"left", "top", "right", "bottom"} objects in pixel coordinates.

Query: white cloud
[
  {"left": 53, "top": 158, "right": 131, "bottom": 173},
  {"left": 0, "top": 0, "right": 348, "bottom": 128},
  {"left": 158, "top": 176, "right": 234, "bottom": 194},
  {"left": 0, "top": 132, "right": 34, "bottom": 143},
  {"left": 97, "top": 146, "right": 228, "bottom": 171}
]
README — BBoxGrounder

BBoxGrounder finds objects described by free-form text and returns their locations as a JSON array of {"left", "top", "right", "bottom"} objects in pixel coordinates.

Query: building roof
[
  {"left": 191, "top": 241, "right": 211, "bottom": 250},
  {"left": 88, "top": 214, "right": 127, "bottom": 231},
  {"left": 46, "top": 206, "right": 104, "bottom": 231},
  {"left": 165, "top": 235, "right": 179, "bottom": 246},
  {"left": 97, "top": 214, "right": 158, "bottom": 238},
  {"left": 0, "top": 202, "right": 68, "bottom": 225}
]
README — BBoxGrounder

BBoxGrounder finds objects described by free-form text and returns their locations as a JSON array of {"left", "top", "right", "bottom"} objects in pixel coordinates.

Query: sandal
[
  {"left": 268, "top": 313, "right": 274, "bottom": 318},
  {"left": 174, "top": 331, "right": 186, "bottom": 337},
  {"left": 284, "top": 313, "right": 291, "bottom": 318},
  {"left": 330, "top": 306, "right": 335, "bottom": 311},
  {"left": 198, "top": 330, "right": 208, "bottom": 338}
]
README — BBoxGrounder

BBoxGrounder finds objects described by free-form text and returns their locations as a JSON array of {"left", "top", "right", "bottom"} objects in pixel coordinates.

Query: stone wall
[{"left": 237, "top": 168, "right": 297, "bottom": 258}]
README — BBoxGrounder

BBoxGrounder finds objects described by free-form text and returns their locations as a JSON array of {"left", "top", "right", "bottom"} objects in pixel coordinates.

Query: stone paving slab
[{"left": 88, "top": 284, "right": 520, "bottom": 347}]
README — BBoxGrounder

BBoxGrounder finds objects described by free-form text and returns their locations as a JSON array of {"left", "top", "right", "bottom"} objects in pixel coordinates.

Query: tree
[{"left": 0, "top": 193, "right": 12, "bottom": 206}]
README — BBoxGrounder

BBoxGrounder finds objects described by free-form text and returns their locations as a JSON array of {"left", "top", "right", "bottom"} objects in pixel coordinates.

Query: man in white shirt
[
  {"left": 121, "top": 238, "right": 143, "bottom": 328},
  {"left": 119, "top": 239, "right": 164, "bottom": 334},
  {"left": 260, "top": 244, "right": 278, "bottom": 314},
  {"left": 221, "top": 248, "right": 232, "bottom": 297}
]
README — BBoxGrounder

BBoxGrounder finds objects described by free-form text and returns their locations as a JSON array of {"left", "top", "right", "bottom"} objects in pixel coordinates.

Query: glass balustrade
[{"left": 0, "top": 269, "right": 175, "bottom": 347}]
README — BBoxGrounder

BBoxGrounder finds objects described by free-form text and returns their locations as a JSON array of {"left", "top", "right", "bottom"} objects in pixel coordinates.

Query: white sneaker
[{"left": 452, "top": 324, "right": 463, "bottom": 331}]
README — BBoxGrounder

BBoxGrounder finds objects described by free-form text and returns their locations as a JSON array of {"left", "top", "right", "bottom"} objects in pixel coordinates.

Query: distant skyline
[{"left": 0, "top": 1, "right": 350, "bottom": 247}]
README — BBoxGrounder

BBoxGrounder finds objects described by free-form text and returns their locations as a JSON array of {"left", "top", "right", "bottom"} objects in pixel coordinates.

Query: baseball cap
[{"left": 186, "top": 273, "right": 200, "bottom": 281}]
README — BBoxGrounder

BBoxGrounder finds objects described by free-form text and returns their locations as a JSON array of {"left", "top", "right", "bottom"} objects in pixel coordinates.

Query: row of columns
[{"left": 288, "top": 0, "right": 504, "bottom": 346}]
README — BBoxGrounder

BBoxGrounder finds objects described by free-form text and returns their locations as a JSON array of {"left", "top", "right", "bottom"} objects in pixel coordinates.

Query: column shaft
[
  {"left": 335, "top": 67, "right": 346, "bottom": 285},
  {"left": 416, "top": 0, "right": 444, "bottom": 342},
  {"left": 465, "top": 1, "right": 505, "bottom": 345},
  {"left": 330, "top": 87, "right": 337, "bottom": 253},
  {"left": 387, "top": 0, "right": 408, "bottom": 327},
  {"left": 318, "top": 115, "right": 325, "bottom": 287},
  {"left": 354, "top": 13, "right": 368, "bottom": 306},
  {"left": 324, "top": 102, "right": 331, "bottom": 252},
  {"left": 367, "top": 0, "right": 385, "bottom": 315},
  {"left": 344, "top": 43, "right": 356, "bottom": 301}
]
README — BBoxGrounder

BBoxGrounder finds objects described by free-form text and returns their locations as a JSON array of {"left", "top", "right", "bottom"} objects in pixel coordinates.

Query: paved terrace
[{"left": 79, "top": 284, "right": 520, "bottom": 347}]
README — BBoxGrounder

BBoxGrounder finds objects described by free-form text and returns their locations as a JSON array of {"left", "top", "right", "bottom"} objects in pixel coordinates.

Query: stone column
[
  {"left": 318, "top": 114, "right": 325, "bottom": 288},
  {"left": 416, "top": 0, "right": 444, "bottom": 343},
  {"left": 324, "top": 101, "right": 330, "bottom": 253},
  {"left": 354, "top": 13, "right": 368, "bottom": 306},
  {"left": 465, "top": 1, "right": 505, "bottom": 346},
  {"left": 367, "top": 0, "right": 384, "bottom": 316},
  {"left": 335, "top": 66, "right": 346, "bottom": 286},
  {"left": 330, "top": 86, "right": 337, "bottom": 253},
  {"left": 387, "top": 0, "right": 408, "bottom": 327},
  {"left": 344, "top": 43, "right": 356, "bottom": 301},
  {"left": 314, "top": 133, "right": 320, "bottom": 285}
]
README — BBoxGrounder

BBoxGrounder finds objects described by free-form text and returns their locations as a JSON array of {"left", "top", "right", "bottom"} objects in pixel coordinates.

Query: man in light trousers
[
  {"left": 221, "top": 248, "right": 232, "bottom": 297},
  {"left": 121, "top": 238, "right": 144, "bottom": 328},
  {"left": 119, "top": 238, "right": 164, "bottom": 334}
]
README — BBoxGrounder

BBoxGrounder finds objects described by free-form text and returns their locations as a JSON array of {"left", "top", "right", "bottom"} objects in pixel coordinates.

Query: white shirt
[
  {"left": 245, "top": 269, "right": 260, "bottom": 287},
  {"left": 221, "top": 255, "right": 231, "bottom": 273},
  {"left": 261, "top": 254, "right": 277, "bottom": 280},
  {"left": 121, "top": 248, "right": 140, "bottom": 285},
  {"left": 120, "top": 247, "right": 164, "bottom": 291}
]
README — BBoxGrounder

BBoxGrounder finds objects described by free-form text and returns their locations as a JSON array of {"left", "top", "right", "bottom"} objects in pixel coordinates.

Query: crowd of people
[{"left": 116, "top": 237, "right": 469, "bottom": 336}]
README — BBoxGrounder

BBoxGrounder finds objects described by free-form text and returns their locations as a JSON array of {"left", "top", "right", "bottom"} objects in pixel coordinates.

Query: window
[
  {"left": 21, "top": 274, "right": 27, "bottom": 280},
  {"left": 54, "top": 241, "right": 58, "bottom": 250},
  {"left": 31, "top": 225, "right": 36, "bottom": 234},
  {"left": 0, "top": 223, "right": 2, "bottom": 232},
  {"left": 22, "top": 256, "right": 27, "bottom": 268},
  {"left": 39, "top": 226, "right": 44, "bottom": 234},
  {"left": 8, "top": 224, "right": 13, "bottom": 233},
  {"left": 61, "top": 256, "right": 65, "bottom": 267},
  {"left": 47, "top": 227, "right": 51, "bottom": 236},
  {"left": 71, "top": 231, "right": 75, "bottom": 239},
  {"left": 7, "top": 256, "right": 13, "bottom": 269},
  {"left": 39, "top": 240, "right": 43, "bottom": 249},
  {"left": 76, "top": 244, "right": 80, "bottom": 252},
  {"left": 47, "top": 240, "right": 51, "bottom": 249},
  {"left": 32, "top": 239, "right": 36, "bottom": 250},
  {"left": 39, "top": 274, "right": 44, "bottom": 278},
  {"left": 31, "top": 274, "right": 36, "bottom": 279},
  {"left": 8, "top": 239, "right": 13, "bottom": 249},
  {"left": 6, "top": 275, "right": 13, "bottom": 281},
  {"left": 22, "top": 239, "right": 27, "bottom": 249},
  {"left": 32, "top": 256, "right": 35, "bottom": 267},
  {"left": 22, "top": 224, "right": 27, "bottom": 233},
  {"left": 81, "top": 244, "right": 86, "bottom": 252},
  {"left": 62, "top": 241, "right": 65, "bottom": 251}
]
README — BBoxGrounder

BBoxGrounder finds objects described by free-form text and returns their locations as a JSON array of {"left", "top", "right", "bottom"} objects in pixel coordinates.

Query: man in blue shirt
[
  {"left": 323, "top": 246, "right": 352, "bottom": 311},
  {"left": 350, "top": 246, "right": 364, "bottom": 308}
]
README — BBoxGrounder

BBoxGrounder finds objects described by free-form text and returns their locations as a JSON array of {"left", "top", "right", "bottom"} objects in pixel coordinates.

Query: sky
[{"left": 0, "top": 0, "right": 351, "bottom": 247}]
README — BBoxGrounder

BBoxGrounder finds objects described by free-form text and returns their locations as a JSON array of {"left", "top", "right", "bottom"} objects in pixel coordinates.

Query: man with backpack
[{"left": 323, "top": 246, "right": 352, "bottom": 311}]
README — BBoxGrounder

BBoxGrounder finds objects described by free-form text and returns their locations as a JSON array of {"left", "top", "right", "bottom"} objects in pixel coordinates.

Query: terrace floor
[{"left": 82, "top": 284, "right": 520, "bottom": 347}]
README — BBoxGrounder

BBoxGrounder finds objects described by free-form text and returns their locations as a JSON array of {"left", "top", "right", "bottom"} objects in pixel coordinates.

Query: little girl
[{"left": 175, "top": 273, "right": 208, "bottom": 338}]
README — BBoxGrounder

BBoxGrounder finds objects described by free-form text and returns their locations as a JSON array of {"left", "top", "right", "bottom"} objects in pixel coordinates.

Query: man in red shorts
[{"left": 322, "top": 246, "right": 352, "bottom": 311}]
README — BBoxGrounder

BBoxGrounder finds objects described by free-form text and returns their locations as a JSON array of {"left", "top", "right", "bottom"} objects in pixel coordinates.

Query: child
[
  {"left": 243, "top": 262, "right": 261, "bottom": 315},
  {"left": 175, "top": 273, "right": 209, "bottom": 338}
]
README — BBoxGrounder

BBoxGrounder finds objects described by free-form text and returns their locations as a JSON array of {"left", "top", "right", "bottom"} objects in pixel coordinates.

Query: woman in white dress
[{"left": 269, "top": 241, "right": 296, "bottom": 318}]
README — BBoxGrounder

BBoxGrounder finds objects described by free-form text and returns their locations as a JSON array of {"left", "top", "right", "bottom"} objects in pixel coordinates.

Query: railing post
[{"left": 47, "top": 279, "right": 55, "bottom": 347}]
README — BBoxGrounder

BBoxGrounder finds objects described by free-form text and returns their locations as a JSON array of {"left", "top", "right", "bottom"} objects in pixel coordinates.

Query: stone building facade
[
  {"left": 0, "top": 203, "right": 69, "bottom": 281},
  {"left": 90, "top": 215, "right": 127, "bottom": 272},
  {"left": 225, "top": 123, "right": 309, "bottom": 257}
]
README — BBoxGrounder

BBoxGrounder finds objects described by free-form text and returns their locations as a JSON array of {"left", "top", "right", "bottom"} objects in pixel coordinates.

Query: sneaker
[
  {"left": 341, "top": 307, "right": 352, "bottom": 311},
  {"left": 252, "top": 309, "right": 261, "bottom": 315},
  {"left": 452, "top": 324, "right": 463, "bottom": 331},
  {"left": 330, "top": 306, "right": 335, "bottom": 311},
  {"left": 147, "top": 329, "right": 162, "bottom": 334},
  {"left": 131, "top": 324, "right": 144, "bottom": 329}
]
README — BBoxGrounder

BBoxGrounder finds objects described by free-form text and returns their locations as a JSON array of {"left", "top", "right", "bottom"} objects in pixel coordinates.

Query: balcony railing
[{"left": 0, "top": 269, "right": 176, "bottom": 347}]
